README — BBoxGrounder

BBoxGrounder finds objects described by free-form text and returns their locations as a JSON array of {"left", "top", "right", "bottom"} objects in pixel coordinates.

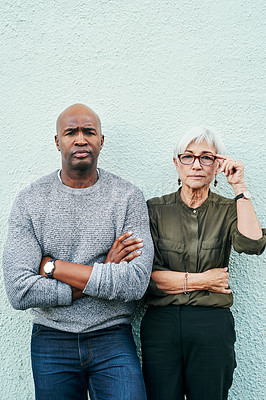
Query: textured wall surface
[{"left": 0, "top": 1, "right": 265, "bottom": 399}]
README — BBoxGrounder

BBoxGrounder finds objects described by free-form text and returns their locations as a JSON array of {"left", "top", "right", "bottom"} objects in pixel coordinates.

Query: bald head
[
  {"left": 56, "top": 104, "right": 101, "bottom": 135},
  {"left": 54, "top": 103, "right": 104, "bottom": 178}
]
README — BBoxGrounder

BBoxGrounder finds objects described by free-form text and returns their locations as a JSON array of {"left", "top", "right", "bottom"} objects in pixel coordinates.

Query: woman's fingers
[
  {"left": 205, "top": 267, "right": 231, "bottom": 293},
  {"left": 219, "top": 287, "right": 232, "bottom": 294},
  {"left": 216, "top": 154, "right": 243, "bottom": 171},
  {"left": 216, "top": 154, "right": 245, "bottom": 185}
]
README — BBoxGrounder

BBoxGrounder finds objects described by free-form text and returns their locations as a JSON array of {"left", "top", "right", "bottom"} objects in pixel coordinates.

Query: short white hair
[{"left": 173, "top": 127, "right": 226, "bottom": 159}]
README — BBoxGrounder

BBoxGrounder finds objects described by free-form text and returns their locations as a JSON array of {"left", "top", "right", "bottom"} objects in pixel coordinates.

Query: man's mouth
[{"left": 73, "top": 150, "right": 90, "bottom": 158}]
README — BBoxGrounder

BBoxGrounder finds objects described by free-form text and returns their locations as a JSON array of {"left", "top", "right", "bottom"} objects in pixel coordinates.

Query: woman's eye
[
  {"left": 201, "top": 155, "right": 213, "bottom": 161},
  {"left": 182, "top": 155, "right": 193, "bottom": 160}
]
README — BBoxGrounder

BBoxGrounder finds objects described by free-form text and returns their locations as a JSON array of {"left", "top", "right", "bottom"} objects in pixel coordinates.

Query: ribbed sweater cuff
[{"left": 57, "top": 281, "right": 73, "bottom": 306}]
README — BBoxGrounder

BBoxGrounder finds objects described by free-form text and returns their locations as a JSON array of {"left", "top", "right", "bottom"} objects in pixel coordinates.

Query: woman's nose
[{"left": 192, "top": 156, "right": 202, "bottom": 168}]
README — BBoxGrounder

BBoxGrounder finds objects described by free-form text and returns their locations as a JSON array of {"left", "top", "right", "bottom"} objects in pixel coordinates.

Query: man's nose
[{"left": 75, "top": 131, "right": 87, "bottom": 145}]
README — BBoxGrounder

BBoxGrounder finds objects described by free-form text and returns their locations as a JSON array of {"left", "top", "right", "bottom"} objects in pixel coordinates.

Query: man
[{"left": 3, "top": 104, "right": 154, "bottom": 400}]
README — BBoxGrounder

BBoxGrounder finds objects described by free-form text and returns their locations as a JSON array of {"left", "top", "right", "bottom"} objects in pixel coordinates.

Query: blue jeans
[{"left": 31, "top": 323, "right": 146, "bottom": 400}]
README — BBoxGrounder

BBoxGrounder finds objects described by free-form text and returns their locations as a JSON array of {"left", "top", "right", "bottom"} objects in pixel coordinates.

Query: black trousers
[{"left": 141, "top": 305, "right": 236, "bottom": 400}]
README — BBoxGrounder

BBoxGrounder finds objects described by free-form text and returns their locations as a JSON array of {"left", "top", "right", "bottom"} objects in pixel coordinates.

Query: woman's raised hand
[{"left": 216, "top": 154, "right": 245, "bottom": 188}]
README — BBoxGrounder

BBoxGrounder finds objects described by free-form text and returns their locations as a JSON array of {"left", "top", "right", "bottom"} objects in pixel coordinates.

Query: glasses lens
[
  {"left": 199, "top": 155, "right": 215, "bottom": 165},
  {"left": 179, "top": 154, "right": 194, "bottom": 164}
]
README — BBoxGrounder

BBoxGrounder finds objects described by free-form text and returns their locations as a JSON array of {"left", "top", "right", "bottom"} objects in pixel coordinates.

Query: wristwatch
[
  {"left": 235, "top": 191, "right": 252, "bottom": 201},
  {"left": 43, "top": 258, "right": 57, "bottom": 279}
]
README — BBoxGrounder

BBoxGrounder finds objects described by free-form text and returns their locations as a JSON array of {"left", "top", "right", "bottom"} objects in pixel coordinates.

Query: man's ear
[
  {"left": 100, "top": 135, "right": 104, "bottom": 150},
  {"left": 55, "top": 135, "right": 60, "bottom": 151}
]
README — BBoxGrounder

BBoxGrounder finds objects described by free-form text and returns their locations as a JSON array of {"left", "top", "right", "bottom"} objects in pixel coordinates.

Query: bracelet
[{"left": 183, "top": 272, "right": 188, "bottom": 294}]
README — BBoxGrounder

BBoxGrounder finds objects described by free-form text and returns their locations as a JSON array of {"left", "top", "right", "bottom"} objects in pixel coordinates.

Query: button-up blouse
[{"left": 145, "top": 189, "right": 266, "bottom": 308}]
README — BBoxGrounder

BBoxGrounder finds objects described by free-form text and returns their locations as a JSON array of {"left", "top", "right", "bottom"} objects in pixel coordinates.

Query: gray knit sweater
[{"left": 3, "top": 169, "right": 154, "bottom": 333}]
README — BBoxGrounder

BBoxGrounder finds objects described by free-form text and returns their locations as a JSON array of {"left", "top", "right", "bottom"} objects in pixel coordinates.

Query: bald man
[{"left": 3, "top": 104, "right": 153, "bottom": 400}]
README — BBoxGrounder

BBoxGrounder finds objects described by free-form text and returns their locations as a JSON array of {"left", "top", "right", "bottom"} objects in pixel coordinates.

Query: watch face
[
  {"left": 44, "top": 261, "right": 54, "bottom": 274},
  {"left": 243, "top": 191, "right": 252, "bottom": 199}
]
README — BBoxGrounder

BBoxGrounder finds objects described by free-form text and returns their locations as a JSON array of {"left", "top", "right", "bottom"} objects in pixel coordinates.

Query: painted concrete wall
[{"left": 0, "top": 1, "right": 265, "bottom": 398}]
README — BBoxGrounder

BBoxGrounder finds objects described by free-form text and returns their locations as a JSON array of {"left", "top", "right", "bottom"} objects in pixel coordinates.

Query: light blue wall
[{"left": 1, "top": 1, "right": 265, "bottom": 399}]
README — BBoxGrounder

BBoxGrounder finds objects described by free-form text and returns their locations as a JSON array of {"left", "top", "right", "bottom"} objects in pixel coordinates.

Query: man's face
[{"left": 55, "top": 106, "right": 104, "bottom": 172}]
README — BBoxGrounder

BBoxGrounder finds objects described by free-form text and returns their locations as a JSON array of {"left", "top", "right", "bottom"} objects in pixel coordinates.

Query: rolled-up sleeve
[{"left": 230, "top": 221, "right": 266, "bottom": 255}]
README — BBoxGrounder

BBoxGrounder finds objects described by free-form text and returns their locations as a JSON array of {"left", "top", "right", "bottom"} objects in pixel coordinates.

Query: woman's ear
[
  {"left": 214, "top": 160, "right": 220, "bottom": 175},
  {"left": 173, "top": 157, "right": 178, "bottom": 169}
]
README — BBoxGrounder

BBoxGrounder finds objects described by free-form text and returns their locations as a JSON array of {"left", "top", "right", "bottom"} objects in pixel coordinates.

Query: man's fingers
[
  {"left": 122, "top": 250, "right": 142, "bottom": 262},
  {"left": 112, "top": 231, "right": 133, "bottom": 249},
  {"left": 115, "top": 238, "right": 143, "bottom": 254},
  {"left": 119, "top": 242, "right": 143, "bottom": 256},
  {"left": 106, "top": 233, "right": 144, "bottom": 264},
  {"left": 121, "top": 237, "right": 143, "bottom": 246}
]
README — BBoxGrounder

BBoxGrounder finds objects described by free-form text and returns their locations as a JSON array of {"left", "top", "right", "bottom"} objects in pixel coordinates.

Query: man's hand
[
  {"left": 72, "top": 287, "right": 86, "bottom": 300},
  {"left": 104, "top": 231, "right": 143, "bottom": 264}
]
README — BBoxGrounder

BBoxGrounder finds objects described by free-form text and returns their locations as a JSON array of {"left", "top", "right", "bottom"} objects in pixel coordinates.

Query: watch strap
[
  {"left": 235, "top": 191, "right": 251, "bottom": 201},
  {"left": 234, "top": 193, "right": 244, "bottom": 201}
]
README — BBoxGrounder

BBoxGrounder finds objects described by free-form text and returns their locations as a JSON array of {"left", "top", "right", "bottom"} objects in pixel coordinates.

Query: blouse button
[{"left": 193, "top": 210, "right": 197, "bottom": 214}]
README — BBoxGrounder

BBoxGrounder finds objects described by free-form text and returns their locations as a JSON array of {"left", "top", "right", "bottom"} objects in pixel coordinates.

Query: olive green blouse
[{"left": 145, "top": 189, "right": 266, "bottom": 308}]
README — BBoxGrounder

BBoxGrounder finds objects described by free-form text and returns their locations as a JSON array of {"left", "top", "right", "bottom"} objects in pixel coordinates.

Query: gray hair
[{"left": 173, "top": 127, "right": 226, "bottom": 159}]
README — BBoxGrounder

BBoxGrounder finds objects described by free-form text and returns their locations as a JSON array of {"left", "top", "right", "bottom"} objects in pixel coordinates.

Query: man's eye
[{"left": 66, "top": 131, "right": 75, "bottom": 135}]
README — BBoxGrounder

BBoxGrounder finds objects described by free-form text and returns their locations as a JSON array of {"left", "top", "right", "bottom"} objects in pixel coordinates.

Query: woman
[{"left": 141, "top": 127, "right": 265, "bottom": 400}]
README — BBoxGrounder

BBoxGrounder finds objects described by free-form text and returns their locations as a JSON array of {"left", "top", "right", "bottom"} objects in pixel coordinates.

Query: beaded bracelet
[{"left": 183, "top": 272, "right": 188, "bottom": 294}]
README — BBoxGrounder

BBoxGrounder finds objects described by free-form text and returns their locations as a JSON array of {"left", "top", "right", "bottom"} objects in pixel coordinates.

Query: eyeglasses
[{"left": 178, "top": 153, "right": 217, "bottom": 166}]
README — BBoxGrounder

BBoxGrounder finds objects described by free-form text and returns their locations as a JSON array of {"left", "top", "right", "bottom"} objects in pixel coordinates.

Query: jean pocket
[{"left": 31, "top": 324, "right": 44, "bottom": 338}]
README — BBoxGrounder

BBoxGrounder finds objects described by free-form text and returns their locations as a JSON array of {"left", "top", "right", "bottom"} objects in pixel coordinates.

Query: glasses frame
[{"left": 178, "top": 153, "right": 217, "bottom": 166}]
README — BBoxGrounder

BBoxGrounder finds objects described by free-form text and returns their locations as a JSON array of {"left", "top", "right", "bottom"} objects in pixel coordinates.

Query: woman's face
[{"left": 174, "top": 140, "right": 219, "bottom": 191}]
